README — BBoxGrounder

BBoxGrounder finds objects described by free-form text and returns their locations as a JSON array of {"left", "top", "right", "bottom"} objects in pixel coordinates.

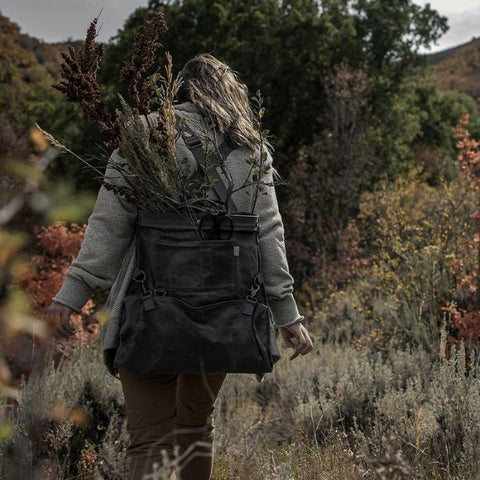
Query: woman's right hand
[
  {"left": 45, "top": 301, "right": 76, "bottom": 338},
  {"left": 278, "top": 321, "right": 314, "bottom": 360}
]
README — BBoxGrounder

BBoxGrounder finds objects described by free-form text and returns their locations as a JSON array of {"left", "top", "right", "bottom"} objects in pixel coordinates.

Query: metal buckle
[
  {"left": 244, "top": 273, "right": 262, "bottom": 306},
  {"left": 141, "top": 291, "right": 155, "bottom": 312},
  {"left": 249, "top": 284, "right": 260, "bottom": 297},
  {"left": 242, "top": 296, "right": 257, "bottom": 315},
  {"left": 132, "top": 268, "right": 152, "bottom": 297},
  {"left": 132, "top": 269, "right": 147, "bottom": 284},
  {"left": 183, "top": 134, "right": 203, "bottom": 149}
]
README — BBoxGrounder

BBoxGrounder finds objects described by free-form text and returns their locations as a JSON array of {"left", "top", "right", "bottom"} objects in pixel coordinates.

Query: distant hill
[
  {"left": 0, "top": 14, "right": 76, "bottom": 78},
  {"left": 426, "top": 37, "right": 480, "bottom": 104},
  {"left": 0, "top": 14, "right": 60, "bottom": 160},
  {"left": 426, "top": 38, "right": 479, "bottom": 66},
  {"left": 0, "top": 14, "right": 87, "bottom": 165}
]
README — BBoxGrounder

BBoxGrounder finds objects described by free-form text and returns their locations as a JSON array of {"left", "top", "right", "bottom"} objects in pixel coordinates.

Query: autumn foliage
[
  {"left": 442, "top": 113, "right": 480, "bottom": 348},
  {"left": 5, "top": 221, "right": 98, "bottom": 385},
  {"left": 20, "top": 220, "right": 98, "bottom": 335}
]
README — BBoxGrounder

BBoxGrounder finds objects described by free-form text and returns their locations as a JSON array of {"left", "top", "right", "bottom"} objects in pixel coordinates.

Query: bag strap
[{"left": 175, "top": 113, "right": 238, "bottom": 212}]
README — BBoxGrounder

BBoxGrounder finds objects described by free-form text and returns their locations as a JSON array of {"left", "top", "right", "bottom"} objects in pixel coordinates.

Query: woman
[{"left": 46, "top": 53, "right": 313, "bottom": 480}]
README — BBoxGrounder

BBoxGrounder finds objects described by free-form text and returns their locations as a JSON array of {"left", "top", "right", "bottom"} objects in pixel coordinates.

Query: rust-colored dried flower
[
  {"left": 52, "top": 16, "right": 119, "bottom": 149},
  {"left": 120, "top": 10, "right": 168, "bottom": 115}
]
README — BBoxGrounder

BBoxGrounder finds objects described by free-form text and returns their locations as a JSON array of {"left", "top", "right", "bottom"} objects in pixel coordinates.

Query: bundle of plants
[{"left": 37, "top": 10, "right": 275, "bottom": 231}]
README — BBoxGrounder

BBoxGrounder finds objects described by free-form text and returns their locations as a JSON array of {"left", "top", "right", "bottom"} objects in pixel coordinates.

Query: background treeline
[
  {"left": 2, "top": 0, "right": 480, "bottom": 285},
  {"left": 4, "top": 1, "right": 480, "bottom": 478}
]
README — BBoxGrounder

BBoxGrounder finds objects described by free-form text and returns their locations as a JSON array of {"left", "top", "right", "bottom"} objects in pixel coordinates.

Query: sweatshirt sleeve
[
  {"left": 254, "top": 149, "right": 304, "bottom": 328},
  {"left": 52, "top": 149, "right": 139, "bottom": 313}
]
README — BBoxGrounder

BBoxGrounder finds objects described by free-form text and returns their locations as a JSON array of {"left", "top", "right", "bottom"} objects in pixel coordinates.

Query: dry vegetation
[
  {"left": 2, "top": 324, "right": 480, "bottom": 479},
  {"left": 431, "top": 38, "right": 480, "bottom": 104},
  {"left": 4, "top": 6, "right": 480, "bottom": 480},
  {"left": 3, "top": 164, "right": 480, "bottom": 479}
]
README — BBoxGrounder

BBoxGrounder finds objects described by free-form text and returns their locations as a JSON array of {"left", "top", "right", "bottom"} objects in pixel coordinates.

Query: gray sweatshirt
[{"left": 52, "top": 101, "right": 304, "bottom": 382}]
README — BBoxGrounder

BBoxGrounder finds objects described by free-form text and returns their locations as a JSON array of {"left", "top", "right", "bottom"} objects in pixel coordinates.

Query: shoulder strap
[{"left": 175, "top": 113, "right": 238, "bottom": 212}]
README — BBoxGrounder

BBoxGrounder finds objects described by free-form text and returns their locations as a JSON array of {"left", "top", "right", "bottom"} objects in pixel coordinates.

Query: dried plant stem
[{"left": 34, "top": 123, "right": 105, "bottom": 178}]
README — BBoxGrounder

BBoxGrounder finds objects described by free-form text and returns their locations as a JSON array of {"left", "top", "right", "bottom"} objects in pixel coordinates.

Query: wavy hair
[{"left": 176, "top": 53, "right": 272, "bottom": 154}]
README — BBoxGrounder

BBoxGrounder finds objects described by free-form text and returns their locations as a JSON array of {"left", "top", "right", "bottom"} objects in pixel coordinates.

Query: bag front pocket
[
  {"left": 113, "top": 294, "right": 273, "bottom": 375},
  {"left": 153, "top": 239, "right": 239, "bottom": 292}
]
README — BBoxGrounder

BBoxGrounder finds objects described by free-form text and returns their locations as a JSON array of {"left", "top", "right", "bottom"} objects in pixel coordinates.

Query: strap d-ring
[
  {"left": 132, "top": 268, "right": 146, "bottom": 284},
  {"left": 131, "top": 267, "right": 152, "bottom": 297}
]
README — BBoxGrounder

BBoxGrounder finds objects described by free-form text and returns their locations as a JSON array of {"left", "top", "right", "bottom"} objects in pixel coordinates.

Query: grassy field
[
  {"left": 2, "top": 322, "right": 479, "bottom": 480},
  {"left": 3, "top": 168, "right": 480, "bottom": 479}
]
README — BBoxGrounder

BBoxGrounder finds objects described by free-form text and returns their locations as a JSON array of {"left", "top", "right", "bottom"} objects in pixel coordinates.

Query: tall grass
[
  {"left": 2, "top": 325, "right": 480, "bottom": 479},
  {"left": 3, "top": 149, "right": 480, "bottom": 479}
]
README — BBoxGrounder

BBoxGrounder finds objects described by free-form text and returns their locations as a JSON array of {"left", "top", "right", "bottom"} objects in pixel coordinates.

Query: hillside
[
  {"left": 427, "top": 37, "right": 480, "bottom": 104},
  {"left": 0, "top": 14, "right": 65, "bottom": 140},
  {"left": 0, "top": 13, "right": 74, "bottom": 77},
  {"left": 426, "top": 37, "right": 479, "bottom": 66},
  {"left": 0, "top": 14, "right": 87, "bottom": 168}
]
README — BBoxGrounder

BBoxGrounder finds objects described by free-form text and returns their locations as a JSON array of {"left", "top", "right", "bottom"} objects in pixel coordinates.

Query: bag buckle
[
  {"left": 140, "top": 291, "right": 155, "bottom": 312},
  {"left": 132, "top": 268, "right": 151, "bottom": 297},
  {"left": 244, "top": 273, "right": 262, "bottom": 315},
  {"left": 183, "top": 134, "right": 203, "bottom": 150},
  {"left": 133, "top": 268, "right": 156, "bottom": 310},
  {"left": 242, "top": 296, "right": 257, "bottom": 315},
  {"left": 248, "top": 284, "right": 260, "bottom": 298},
  {"left": 132, "top": 267, "right": 146, "bottom": 284},
  {"left": 247, "top": 273, "right": 261, "bottom": 300},
  {"left": 154, "top": 288, "right": 167, "bottom": 297}
]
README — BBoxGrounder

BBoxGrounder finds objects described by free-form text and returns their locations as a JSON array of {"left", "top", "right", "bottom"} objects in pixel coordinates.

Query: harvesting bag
[{"left": 113, "top": 121, "right": 281, "bottom": 376}]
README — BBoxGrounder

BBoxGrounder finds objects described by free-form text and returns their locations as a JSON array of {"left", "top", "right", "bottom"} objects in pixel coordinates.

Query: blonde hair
[{"left": 176, "top": 53, "right": 273, "bottom": 155}]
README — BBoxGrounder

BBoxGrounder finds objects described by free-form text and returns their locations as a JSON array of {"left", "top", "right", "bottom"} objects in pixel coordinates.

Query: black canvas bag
[{"left": 113, "top": 121, "right": 281, "bottom": 376}]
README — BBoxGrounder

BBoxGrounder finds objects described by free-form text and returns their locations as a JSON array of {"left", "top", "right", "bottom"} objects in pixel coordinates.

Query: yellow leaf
[
  {"left": 0, "top": 231, "right": 28, "bottom": 268},
  {"left": 29, "top": 125, "right": 50, "bottom": 153}
]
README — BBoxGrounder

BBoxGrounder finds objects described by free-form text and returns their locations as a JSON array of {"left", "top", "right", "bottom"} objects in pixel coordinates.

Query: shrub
[
  {"left": 0, "top": 336, "right": 128, "bottom": 480},
  {"left": 4, "top": 325, "right": 480, "bottom": 479},
  {"left": 284, "top": 66, "right": 376, "bottom": 291},
  {"left": 215, "top": 336, "right": 480, "bottom": 479},
  {"left": 6, "top": 221, "right": 98, "bottom": 387}
]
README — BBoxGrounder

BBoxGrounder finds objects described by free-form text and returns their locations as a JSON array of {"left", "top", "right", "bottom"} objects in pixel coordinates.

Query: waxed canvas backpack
[{"left": 112, "top": 117, "right": 281, "bottom": 376}]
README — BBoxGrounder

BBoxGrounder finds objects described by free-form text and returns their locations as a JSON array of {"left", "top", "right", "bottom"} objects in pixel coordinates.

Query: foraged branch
[
  {"left": 52, "top": 15, "right": 118, "bottom": 149},
  {"left": 120, "top": 10, "right": 168, "bottom": 115},
  {"left": 51, "top": 10, "right": 282, "bottom": 224}
]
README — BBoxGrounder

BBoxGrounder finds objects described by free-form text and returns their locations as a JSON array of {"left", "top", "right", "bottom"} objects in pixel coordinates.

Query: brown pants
[{"left": 118, "top": 367, "right": 227, "bottom": 480}]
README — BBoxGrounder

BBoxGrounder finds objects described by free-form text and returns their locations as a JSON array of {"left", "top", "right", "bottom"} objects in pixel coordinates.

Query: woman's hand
[
  {"left": 45, "top": 301, "right": 76, "bottom": 338},
  {"left": 278, "top": 321, "right": 314, "bottom": 360}
]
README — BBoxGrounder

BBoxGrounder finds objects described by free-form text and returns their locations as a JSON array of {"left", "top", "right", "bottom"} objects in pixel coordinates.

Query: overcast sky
[{"left": 0, "top": 0, "right": 479, "bottom": 53}]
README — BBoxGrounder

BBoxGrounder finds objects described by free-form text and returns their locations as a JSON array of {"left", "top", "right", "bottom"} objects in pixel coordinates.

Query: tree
[
  {"left": 100, "top": 0, "right": 448, "bottom": 176},
  {"left": 0, "top": 15, "right": 95, "bottom": 187}
]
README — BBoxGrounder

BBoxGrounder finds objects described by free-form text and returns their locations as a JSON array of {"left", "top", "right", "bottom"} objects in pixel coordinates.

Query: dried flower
[
  {"left": 52, "top": 16, "right": 118, "bottom": 149},
  {"left": 120, "top": 10, "right": 168, "bottom": 115}
]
